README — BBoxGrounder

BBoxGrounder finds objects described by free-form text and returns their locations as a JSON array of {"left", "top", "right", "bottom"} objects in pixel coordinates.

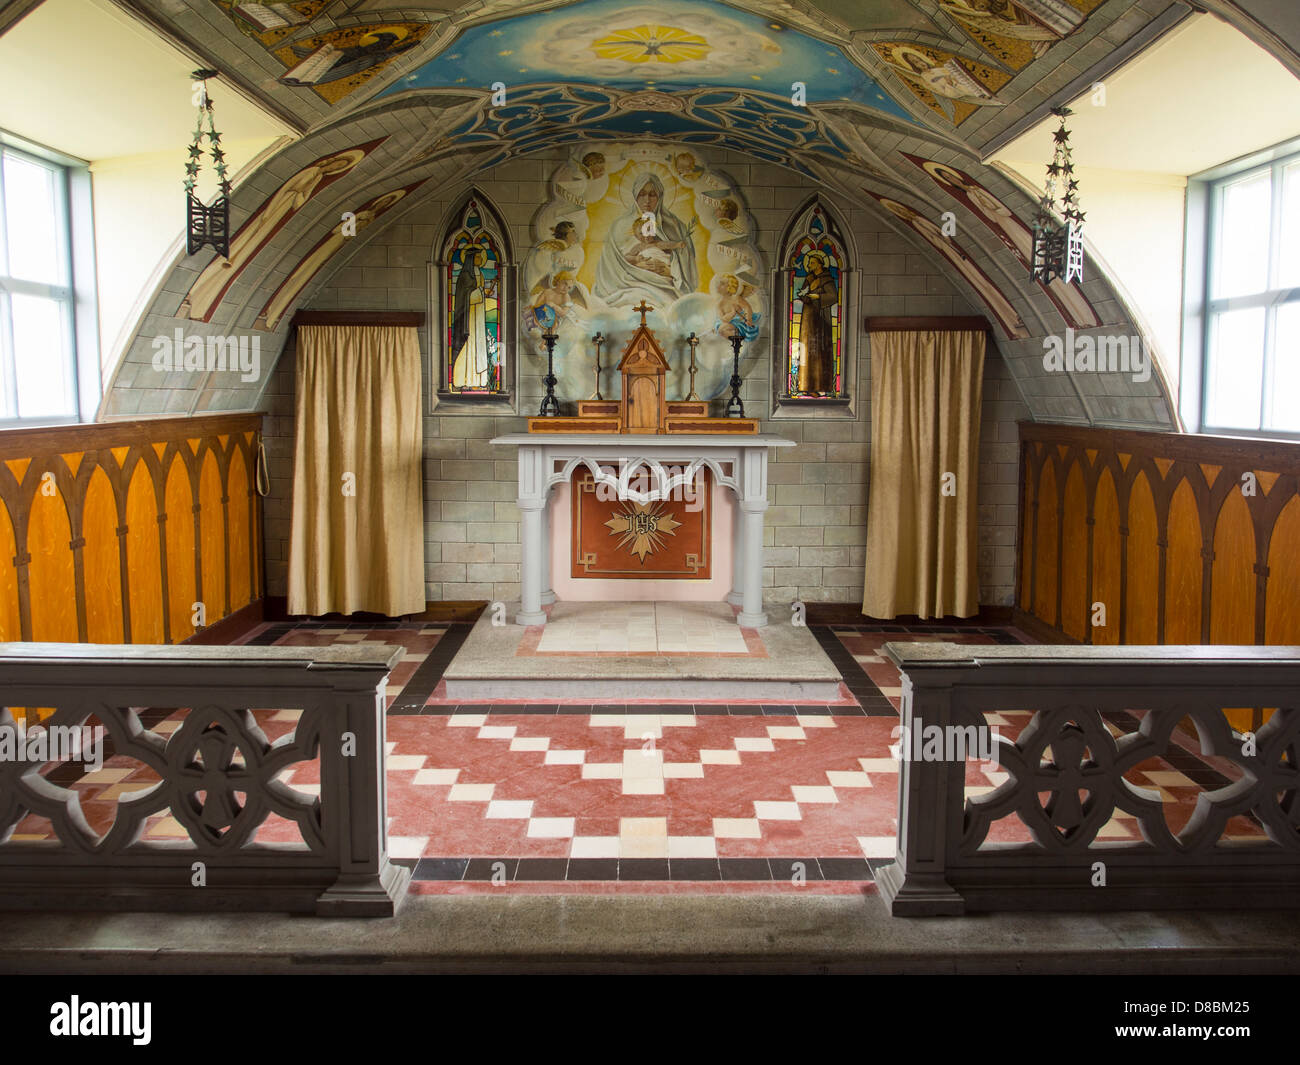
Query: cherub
[
  {"left": 714, "top": 274, "right": 761, "bottom": 342},
  {"left": 673, "top": 151, "right": 703, "bottom": 182},
  {"left": 712, "top": 198, "right": 744, "bottom": 236},
  {"left": 525, "top": 271, "right": 587, "bottom": 331},
  {"left": 537, "top": 220, "right": 580, "bottom": 253}
]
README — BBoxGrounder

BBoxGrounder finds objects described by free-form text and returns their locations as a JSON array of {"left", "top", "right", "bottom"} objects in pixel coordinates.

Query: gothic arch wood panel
[
  {"left": 0, "top": 415, "right": 263, "bottom": 648},
  {"left": 164, "top": 453, "right": 198, "bottom": 643},
  {"left": 1125, "top": 469, "right": 1160, "bottom": 644},
  {"left": 1163, "top": 479, "right": 1202, "bottom": 645},
  {"left": 227, "top": 444, "right": 252, "bottom": 615},
  {"left": 25, "top": 467, "right": 77, "bottom": 643},
  {"left": 1060, "top": 456, "right": 1088, "bottom": 640},
  {"left": 1209, "top": 488, "right": 1256, "bottom": 644},
  {"left": 1266, "top": 494, "right": 1300, "bottom": 644},
  {"left": 82, "top": 467, "right": 125, "bottom": 644},
  {"left": 1091, "top": 465, "right": 1122, "bottom": 645},
  {"left": 1017, "top": 424, "right": 1300, "bottom": 649},
  {"left": 125, "top": 456, "right": 165, "bottom": 645},
  {"left": 1031, "top": 459, "right": 1058, "bottom": 623}
]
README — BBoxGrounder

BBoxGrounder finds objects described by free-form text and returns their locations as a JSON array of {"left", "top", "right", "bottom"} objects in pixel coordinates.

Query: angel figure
[
  {"left": 714, "top": 274, "right": 761, "bottom": 342},
  {"left": 525, "top": 271, "right": 587, "bottom": 332}
]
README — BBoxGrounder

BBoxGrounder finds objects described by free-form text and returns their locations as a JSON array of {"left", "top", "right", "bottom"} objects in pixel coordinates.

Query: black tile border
[
  {"left": 410, "top": 856, "right": 877, "bottom": 883},
  {"left": 387, "top": 624, "right": 473, "bottom": 714},
  {"left": 810, "top": 625, "right": 895, "bottom": 718}
]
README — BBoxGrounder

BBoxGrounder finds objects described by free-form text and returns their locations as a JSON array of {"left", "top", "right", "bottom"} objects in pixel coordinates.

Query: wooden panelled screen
[{"left": 0, "top": 414, "right": 264, "bottom": 645}]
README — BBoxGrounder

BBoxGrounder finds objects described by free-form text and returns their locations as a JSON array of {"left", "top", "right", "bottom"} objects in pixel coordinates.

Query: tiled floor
[{"left": 7, "top": 614, "right": 1267, "bottom": 895}]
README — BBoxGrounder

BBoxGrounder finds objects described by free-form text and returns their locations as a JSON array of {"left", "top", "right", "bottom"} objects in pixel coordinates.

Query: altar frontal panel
[{"left": 570, "top": 467, "right": 711, "bottom": 579}]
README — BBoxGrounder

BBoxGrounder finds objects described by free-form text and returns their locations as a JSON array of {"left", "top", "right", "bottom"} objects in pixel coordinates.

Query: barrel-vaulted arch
[
  {"left": 90, "top": 0, "right": 1300, "bottom": 429},
  {"left": 98, "top": 91, "right": 1177, "bottom": 428}
]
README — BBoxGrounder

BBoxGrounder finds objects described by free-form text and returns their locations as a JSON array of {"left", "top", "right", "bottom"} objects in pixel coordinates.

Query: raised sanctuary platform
[{"left": 442, "top": 601, "right": 843, "bottom": 701}]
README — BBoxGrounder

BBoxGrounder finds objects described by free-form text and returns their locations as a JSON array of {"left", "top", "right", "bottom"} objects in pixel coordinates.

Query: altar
[{"left": 492, "top": 433, "right": 795, "bottom": 627}]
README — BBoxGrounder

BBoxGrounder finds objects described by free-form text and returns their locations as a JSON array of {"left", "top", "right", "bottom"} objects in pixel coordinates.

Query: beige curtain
[
  {"left": 862, "top": 329, "right": 985, "bottom": 619},
  {"left": 288, "top": 324, "right": 425, "bottom": 617}
]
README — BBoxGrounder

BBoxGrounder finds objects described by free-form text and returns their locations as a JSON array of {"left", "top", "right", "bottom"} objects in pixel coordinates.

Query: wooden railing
[
  {"left": 0, "top": 414, "right": 264, "bottom": 647},
  {"left": 877, "top": 642, "right": 1300, "bottom": 915},
  {"left": 0, "top": 642, "right": 408, "bottom": 916}
]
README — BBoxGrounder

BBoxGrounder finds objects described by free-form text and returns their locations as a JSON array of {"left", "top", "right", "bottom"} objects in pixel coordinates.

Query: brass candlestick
[
  {"left": 589, "top": 331, "right": 605, "bottom": 400},
  {"left": 685, "top": 331, "right": 700, "bottom": 400}
]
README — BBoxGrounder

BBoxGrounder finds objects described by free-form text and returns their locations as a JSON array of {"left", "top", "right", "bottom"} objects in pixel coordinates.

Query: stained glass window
[
  {"left": 443, "top": 198, "right": 505, "bottom": 394},
  {"left": 785, "top": 204, "right": 845, "bottom": 398}
]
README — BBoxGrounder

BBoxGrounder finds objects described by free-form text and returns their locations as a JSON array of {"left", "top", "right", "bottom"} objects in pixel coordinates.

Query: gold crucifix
[{"left": 632, "top": 299, "right": 653, "bottom": 325}]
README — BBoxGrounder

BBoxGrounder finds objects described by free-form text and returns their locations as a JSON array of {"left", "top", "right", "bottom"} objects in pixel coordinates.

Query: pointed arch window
[
  {"left": 772, "top": 198, "right": 855, "bottom": 416},
  {"left": 432, "top": 192, "right": 515, "bottom": 411}
]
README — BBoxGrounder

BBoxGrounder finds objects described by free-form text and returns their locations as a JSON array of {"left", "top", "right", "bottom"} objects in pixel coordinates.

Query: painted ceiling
[{"left": 4, "top": 0, "right": 1297, "bottom": 428}]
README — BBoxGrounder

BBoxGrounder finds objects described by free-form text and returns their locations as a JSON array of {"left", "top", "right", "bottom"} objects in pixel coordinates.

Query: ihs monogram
[{"left": 604, "top": 501, "right": 681, "bottom": 562}]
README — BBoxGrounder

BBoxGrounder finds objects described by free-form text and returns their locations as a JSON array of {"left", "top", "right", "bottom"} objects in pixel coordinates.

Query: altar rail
[
  {"left": 0, "top": 643, "right": 409, "bottom": 916},
  {"left": 876, "top": 642, "right": 1300, "bottom": 915}
]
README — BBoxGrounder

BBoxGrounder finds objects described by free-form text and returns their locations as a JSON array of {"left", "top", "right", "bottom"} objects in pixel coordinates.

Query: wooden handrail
[{"left": 0, "top": 413, "right": 263, "bottom": 459}]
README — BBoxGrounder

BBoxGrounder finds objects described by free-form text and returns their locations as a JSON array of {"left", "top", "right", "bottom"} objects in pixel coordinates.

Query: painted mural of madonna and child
[{"left": 521, "top": 143, "right": 766, "bottom": 401}]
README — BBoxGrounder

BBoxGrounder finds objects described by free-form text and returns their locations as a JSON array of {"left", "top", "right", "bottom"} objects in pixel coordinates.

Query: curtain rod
[
  {"left": 291, "top": 311, "right": 426, "bottom": 327},
  {"left": 864, "top": 316, "right": 990, "bottom": 332}
]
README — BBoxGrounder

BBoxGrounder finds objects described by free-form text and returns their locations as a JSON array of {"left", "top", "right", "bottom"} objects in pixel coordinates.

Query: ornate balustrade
[
  {"left": 0, "top": 642, "right": 409, "bottom": 916},
  {"left": 877, "top": 642, "right": 1300, "bottom": 915}
]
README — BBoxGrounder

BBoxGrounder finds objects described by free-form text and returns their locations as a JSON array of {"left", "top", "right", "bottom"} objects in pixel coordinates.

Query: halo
[
  {"left": 924, "top": 160, "right": 964, "bottom": 185},
  {"left": 804, "top": 249, "right": 829, "bottom": 271},
  {"left": 619, "top": 162, "right": 677, "bottom": 211}
]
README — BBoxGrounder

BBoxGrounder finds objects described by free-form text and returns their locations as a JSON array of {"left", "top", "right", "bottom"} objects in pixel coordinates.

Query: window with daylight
[
  {"left": 773, "top": 198, "right": 854, "bottom": 414},
  {"left": 1200, "top": 150, "right": 1300, "bottom": 436},
  {"left": 434, "top": 192, "right": 514, "bottom": 410},
  {"left": 0, "top": 139, "right": 96, "bottom": 425}
]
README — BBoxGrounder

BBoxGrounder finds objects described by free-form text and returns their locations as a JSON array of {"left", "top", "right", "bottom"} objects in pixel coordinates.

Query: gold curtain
[
  {"left": 288, "top": 324, "right": 425, "bottom": 617},
  {"left": 862, "top": 329, "right": 985, "bottom": 619}
]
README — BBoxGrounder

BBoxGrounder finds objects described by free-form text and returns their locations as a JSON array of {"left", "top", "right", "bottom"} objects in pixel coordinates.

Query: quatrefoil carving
[{"left": 0, "top": 703, "right": 325, "bottom": 855}]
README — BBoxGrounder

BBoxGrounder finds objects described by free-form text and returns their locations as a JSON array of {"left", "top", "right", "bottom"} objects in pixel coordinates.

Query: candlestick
[
  {"left": 589, "top": 331, "right": 605, "bottom": 400},
  {"left": 685, "top": 331, "right": 700, "bottom": 401},
  {"left": 725, "top": 333, "right": 745, "bottom": 418},
  {"left": 538, "top": 330, "right": 560, "bottom": 417}
]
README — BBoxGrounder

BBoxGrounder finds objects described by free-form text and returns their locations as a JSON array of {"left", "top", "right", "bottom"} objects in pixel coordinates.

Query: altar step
[{"left": 442, "top": 601, "right": 844, "bottom": 701}]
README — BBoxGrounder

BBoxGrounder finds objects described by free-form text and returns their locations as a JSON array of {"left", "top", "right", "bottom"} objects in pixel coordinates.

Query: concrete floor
[{"left": 2, "top": 894, "right": 1298, "bottom": 974}]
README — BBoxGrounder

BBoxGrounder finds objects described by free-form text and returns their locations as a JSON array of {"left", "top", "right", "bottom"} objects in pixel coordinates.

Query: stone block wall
[{"left": 260, "top": 148, "right": 1030, "bottom": 611}]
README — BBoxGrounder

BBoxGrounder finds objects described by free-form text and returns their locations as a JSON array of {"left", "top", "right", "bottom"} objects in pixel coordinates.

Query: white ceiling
[
  {"left": 0, "top": 0, "right": 291, "bottom": 162},
  {"left": 994, "top": 13, "right": 1300, "bottom": 177}
]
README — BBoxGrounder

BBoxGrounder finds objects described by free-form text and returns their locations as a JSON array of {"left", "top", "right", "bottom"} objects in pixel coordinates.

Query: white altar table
[{"left": 490, "top": 433, "right": 795, "bottom": 627}]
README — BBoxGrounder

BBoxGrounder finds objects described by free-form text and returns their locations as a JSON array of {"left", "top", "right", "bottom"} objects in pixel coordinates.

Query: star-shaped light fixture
[
  {"left": 1031, "top": 107, "right": 1085, "bottom": 285},
  {"left": 184, "top": 70, "right": 232, "bottom": 258}
]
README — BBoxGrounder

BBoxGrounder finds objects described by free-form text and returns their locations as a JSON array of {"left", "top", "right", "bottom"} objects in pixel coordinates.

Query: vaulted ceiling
[{"left": 4, "top": 0, "right": 1299, "bottom": 427}]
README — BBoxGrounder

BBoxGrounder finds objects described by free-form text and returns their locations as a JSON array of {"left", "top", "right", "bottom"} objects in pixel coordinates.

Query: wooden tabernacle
[{"left": 528, "top": 301, "right": 758, "bottom": 434}]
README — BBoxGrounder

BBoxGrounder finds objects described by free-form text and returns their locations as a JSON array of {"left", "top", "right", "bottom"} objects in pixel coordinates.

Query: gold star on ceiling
[{"left": 592, "top": 24, "right": 710, "bottom": 64}]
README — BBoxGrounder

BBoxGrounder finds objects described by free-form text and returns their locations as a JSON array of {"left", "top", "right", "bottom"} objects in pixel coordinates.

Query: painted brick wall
[{"left": 261, "top": 148, "right": 1030, "bottom": 611}]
